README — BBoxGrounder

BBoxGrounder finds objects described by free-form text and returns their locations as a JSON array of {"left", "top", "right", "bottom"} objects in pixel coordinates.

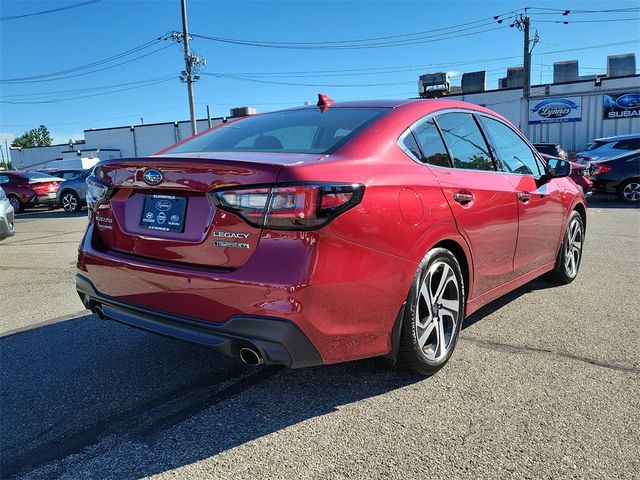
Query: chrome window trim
[{"left": 396, "top": 107, "right": 550, "bottom": 179}]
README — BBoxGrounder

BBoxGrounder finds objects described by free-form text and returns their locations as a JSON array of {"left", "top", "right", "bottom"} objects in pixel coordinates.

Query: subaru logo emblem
[{"left": 143, "top": 169, "right": 163, "bottom": 185}]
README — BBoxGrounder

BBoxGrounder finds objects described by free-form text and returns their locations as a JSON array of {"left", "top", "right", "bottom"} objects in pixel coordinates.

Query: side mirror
[{"left": 544, "top": 158, "right": 571, "bottom": 180}]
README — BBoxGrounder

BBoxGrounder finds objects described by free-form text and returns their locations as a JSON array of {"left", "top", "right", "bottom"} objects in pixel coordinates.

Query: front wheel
[
  {"left": 61, "top": 191, "right": 82, "bottom": 213},
  {"left": 550, "top": 210, "right": 584, "bottom": 284},
  {"left": 398, "top": 248, "right": 465, "bottom": 376},
  {"left": 618, "top": 179, "right": 640, "bottom": 203}
]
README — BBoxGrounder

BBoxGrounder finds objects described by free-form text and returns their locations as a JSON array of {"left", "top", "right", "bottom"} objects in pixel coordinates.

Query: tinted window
[
  {"left": 586, "top": 141, "right": 607, "bottom": 151},
  {"left": 21, "top": 172, "right": 57, "bottom": 180},
  {"left": 166, "top": 108, "right": 389, "bottom": 155},
  {"left": 62, "top": 171, "right": 81, "bottom": 180},
  {"left": 401, "top": 132, "right": 423, "bottom": 160},
  {"left": 0, "top": 175, "right": 8, "bottom": 185},
  {"left": 614, "top": 138, "right": 640, "bottom": 150},
  {"left": 479, "top": 116, "right": 541, "bottom": 175},
  {"left": 533, "top": 144, "right": 559, "bottom": 156},
  {"left": 436, "top": 113, "right": 494, "bottom": 171},
  {"left": 411, "top": 119, "right": 452, "bottom": 167}
]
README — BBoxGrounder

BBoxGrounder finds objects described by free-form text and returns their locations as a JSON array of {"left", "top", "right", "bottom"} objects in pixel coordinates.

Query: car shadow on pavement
[
  {"left": 0, "top": 313, "right": 421, "bottom": 478},
  {"left": 587, "top": 194, "right": 639, "bottom": 209},
  {"left": 16, "top": 210, "right": 87, "bottom": 219}
]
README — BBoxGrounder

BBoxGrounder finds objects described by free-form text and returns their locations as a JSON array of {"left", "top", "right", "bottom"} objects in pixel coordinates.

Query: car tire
[
  {"left": 61, "top": 190, "right": 82, "bottom": 213},
  {"left": 398, "top": 248, "right": 465, "bottom": 376},
  {"left": 617, "top": 179, "right": 640, "bottom": 203},
  {"left": 550, "top": 210, "right": 584, "bottom": 285},
  {"left": 8, "top": 195, "right": 22, "bottom": 214}
]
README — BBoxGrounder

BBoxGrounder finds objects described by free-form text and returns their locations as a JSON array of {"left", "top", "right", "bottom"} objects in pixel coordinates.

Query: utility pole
[
  {"left": 512, "top": 12, "right": 538, "bottom": 99},
  {"left": 180, "top": 0, "right": 197, "bottom": 135}
]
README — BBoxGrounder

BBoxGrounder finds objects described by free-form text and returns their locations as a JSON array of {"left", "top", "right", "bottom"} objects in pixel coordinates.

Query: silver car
[
  {"left": 576, "top": 134, "right": 640, "bottom": 164},
  {"left": 0, "top": 186, "right": 16, "bottom": 240}
]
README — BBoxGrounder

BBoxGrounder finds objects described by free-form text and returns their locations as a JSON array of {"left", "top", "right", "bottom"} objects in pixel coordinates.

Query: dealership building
[{"left": 8, "top": 53, "right": 639, "bottom": 170}]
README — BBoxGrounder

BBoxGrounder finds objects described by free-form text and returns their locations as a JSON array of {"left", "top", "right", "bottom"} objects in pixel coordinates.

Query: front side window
[
  {"left": 165, "top": 107, "right": 390, "bottom": 155},
  {"left": 411, "top": 119, "right": 452, "bottom": 168},
  {"left": 435, "top": 113, "right": 494, "bottom": 171},
  {"left": 479, "top": 116, "right": 541, "bottom": 176}
]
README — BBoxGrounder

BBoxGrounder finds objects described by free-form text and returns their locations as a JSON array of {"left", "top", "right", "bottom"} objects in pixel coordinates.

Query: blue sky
[{"left": 0, "top": 0, "right": 638, "bottom": 147}]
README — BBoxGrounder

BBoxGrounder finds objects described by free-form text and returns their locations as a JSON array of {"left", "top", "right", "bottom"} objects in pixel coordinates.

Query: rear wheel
[
  {"left": 618, "top": 179, "right": 640, "bottom": 203},
  {"left": 550, "top": 210, "right": 584, "bottom": 284},
  {"left": 8, "top": 196, "right": 22, "bottom": 214},
  {"left": 61, "top": 190, "right": 82, "bottom": 213},
  {"left": 398, "top": 248, "right": 465, "bottom": 376}
]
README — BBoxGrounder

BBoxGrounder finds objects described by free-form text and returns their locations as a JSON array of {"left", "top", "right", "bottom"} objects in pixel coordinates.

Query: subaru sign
[
  {"left": 143, "top": 169, "right": 163, "bottom": 186},
  {"left": 603, "top": 92, "right": 640, "bottom": 120},
  {"left": 529, "top": 97, "right": 582, "bottom": 124}
]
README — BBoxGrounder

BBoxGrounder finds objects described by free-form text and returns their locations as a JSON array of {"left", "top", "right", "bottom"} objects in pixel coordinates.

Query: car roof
[{"left": 593, "top": 133, "right": 640, "bottom": 142}]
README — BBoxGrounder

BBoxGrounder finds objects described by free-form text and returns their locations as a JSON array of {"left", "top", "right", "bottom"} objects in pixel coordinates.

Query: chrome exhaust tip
[
  {"left": 239, "top": 347, "right": 264, "bottom": 366},
  {"left": 91, "top": 303, "right": 105, "bottom": 320}
]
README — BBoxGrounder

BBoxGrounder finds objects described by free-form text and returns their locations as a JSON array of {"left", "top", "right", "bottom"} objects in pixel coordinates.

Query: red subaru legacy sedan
[{"left": 76, "top": 99, "right": 586, "bottom": 376}]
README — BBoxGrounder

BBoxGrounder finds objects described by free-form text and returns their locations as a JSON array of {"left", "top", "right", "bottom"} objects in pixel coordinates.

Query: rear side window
[
  {"left": 614, "top": 138, "right": 640, "bottom": 150},
  {"left": 435, "top": 113, "right": 495, "bottom": 171},
  {"left": 411, "top": 119, "right": 452, "bottom": 167},
  {"left": 0, "top": 175, "right": 9, "bottom": 185},
  {"left": 165, "top": 107, "right": 390, "bottom": 155},
  {"left": 479, "top": 116, "right": 541, "bottom": 176}
]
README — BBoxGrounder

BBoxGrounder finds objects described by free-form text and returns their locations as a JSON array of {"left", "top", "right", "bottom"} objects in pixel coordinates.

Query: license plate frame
[{"left": 139, "top": 195, "right": 188, "bottom": 233}]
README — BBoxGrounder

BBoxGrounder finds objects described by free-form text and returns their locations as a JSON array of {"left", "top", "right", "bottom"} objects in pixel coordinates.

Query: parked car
[
  {"left": 539, "top": 153, "right": 592, "bottom": 193},
  {"left": 38, "top": 168, "right": 85, "bottom": 181},
  {"left": 0, "top": 186, "right": 16, "bottom": 240},
  {"left": 576, "top": 133, "right": 640, "bottom": 164},
  {"left": 76, "top": 99, "right": 586, "bottom": 376},
  {"left": 57, "top": 169, "right": 91, "bottom": 213},
  {"left": 0, "top": 171, "right": 62, "bottom": 214},
  {"left": 590, "top": 151, "right": 640, "bottom": 203},
  {"left": 533, "top": 143, "right": 567, "bottom": 160}
]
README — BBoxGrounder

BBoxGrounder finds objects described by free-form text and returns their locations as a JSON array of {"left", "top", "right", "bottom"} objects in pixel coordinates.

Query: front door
[{"left": 477, "top": 115, "right": 565, "bottom": 277}]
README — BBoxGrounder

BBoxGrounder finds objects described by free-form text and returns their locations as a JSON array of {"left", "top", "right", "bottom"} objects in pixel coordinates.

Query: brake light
[
  {"left": 211, "top": 183, "right": 364, "bottom": 230},
  {"left": 86, "top": 175, "right": 112, "bottom": 216},
  {"left": 32, "top": 183, "right": 57, "bottom": 194},
  {"left": 591, "top": 163, "right": 612, "bottom": 175}
]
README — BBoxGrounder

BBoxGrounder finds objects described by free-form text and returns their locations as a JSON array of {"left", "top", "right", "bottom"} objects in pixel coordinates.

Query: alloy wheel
[
  {"left": 62, "top": 193, "right": 78, "bottom": 212},
  {"left": 9, "top": 197, "right": 20, "bottom": 213},
  {"left": 415, "top": 261, "right": 460, "bottom": 362},
  {"left": 622, "top": 182, "right": 640, "bottom": 202},
  {"left": 564, "top": 218, "right": 582, "bottom": 278}
]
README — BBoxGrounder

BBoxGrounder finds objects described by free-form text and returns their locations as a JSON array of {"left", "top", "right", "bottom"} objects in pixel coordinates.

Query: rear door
[
  {"left": 477, "top": 114, "right": 565, "bottom": 277},
  {"left": 411, "top": 112, "right": 519, "bottom": 297}
]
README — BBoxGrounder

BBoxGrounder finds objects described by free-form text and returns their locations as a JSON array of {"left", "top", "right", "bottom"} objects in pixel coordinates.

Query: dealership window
[
  {"left": 435, "top": 113, "right": 495, "bottom": 171},
  {"left": 411, "top": 119, "right": 452, "bottom": 168},
  {"left": 478, "top": 116, "right": 541, "bottom": 176}
]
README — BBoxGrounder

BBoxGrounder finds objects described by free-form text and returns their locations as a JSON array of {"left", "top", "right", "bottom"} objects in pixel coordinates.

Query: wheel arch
[
  {"left": 572, "top": 201, "right": 587, "bottom": 233},
  {"left": 387, "top": 235, "right": 473, "bottom": 362}
]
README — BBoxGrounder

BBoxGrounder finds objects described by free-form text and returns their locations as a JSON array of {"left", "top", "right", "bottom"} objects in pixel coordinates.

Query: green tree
[{"left": 11, "top": 125, "right": 53, "bottom": 148}]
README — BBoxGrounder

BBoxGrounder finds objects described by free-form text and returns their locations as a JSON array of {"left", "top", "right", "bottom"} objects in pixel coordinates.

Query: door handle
[
  {"left": 518, "top": 191, "right": 531, "bottom": 202},
  {"left": 453, "top": 192, "right": 474, "bottom": 204}
]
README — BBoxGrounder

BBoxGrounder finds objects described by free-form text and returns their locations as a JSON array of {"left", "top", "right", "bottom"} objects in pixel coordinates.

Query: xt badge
[{"left": 213, "top": 231, "right": 250, "bottom": 249}]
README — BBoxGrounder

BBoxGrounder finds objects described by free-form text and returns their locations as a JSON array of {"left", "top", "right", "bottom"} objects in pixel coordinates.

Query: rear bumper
[
  {"left": 0, "top": 203, "right": 15, "bottom": 239},
  {"left": 28, "top": 192, "right": 58, "bottom": 206},
  {"left": 76, "top": 273, "right": 323, "bottom": 368}
]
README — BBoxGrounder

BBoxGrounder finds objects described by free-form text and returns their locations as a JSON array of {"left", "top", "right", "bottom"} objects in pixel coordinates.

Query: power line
[
  {"left": 0, "top": 0, "right": 101, "bottom": 21},
  {"left": 533, "top": 17, "right": 640, "bottom": 24},
  {"left": 0, "top": 78, "right": 175, "bottom": 104},
  {"left": 0, "top": 34, "right": 173, "bottom": 83},
  {"left": 0, "top": 41, "right": 175, "bottom": 84}
]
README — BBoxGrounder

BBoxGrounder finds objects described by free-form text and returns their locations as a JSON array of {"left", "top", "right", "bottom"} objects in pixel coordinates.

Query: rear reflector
[{"left": 211, "top": 183, "right": 364, "bottom": 230}]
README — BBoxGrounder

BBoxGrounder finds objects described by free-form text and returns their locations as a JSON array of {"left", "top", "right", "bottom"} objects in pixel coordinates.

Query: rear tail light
[
  {"left": 86, "top": 176, "right": 112, "bottom": 215},
  {"left": 591, "top": 163, "right": 612, "bottom": 176},
  {"left": 210, "top": 183, "right": 364, "bottom": 230},
  {"left": 32, "top": 183, "right": 57, "bottom": 194}
]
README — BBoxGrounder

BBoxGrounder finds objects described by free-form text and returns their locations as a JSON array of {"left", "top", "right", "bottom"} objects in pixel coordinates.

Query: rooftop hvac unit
[
  {"left": 553, "top": 60, "right": 579, "bottom": 83},
  {"left": 230, "top": 106, "right": 257, "bottom": 117},
  {"left": 506, "top": 66, "right": 524, "bottom": 88},
  {"left": 461, "top": 71, "right": 487, "bottom": 94},
  {"left": 418, "top": 72, "right": 450, "bottom": 97},
  {"left": 498, "top": 77, "right": 508, "bottom": 89},
  {"left": 607, "top": 53, "right": 636, "bottom": 78}
]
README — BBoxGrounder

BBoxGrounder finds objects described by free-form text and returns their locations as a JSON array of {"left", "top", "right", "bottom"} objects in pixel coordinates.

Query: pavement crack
[{"left": 461, "top": 335, "right": 640, "bottom": 374}]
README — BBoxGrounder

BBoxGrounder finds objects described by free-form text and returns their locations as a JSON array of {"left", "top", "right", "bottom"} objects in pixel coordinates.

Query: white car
[
  {"left": 576, "top": 134, "right": 640, "bottom": 164},
  {"left": 0, "top": 186, "right": 16, "bottom": 240}
]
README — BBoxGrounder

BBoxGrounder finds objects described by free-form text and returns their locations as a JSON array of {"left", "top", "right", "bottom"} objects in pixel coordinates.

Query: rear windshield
[
  {"left": 533, "top": 145, "right": 558, "bottom": 156},
  {"left": 165, "top": 107, "right": 390, "bottom": 155},
  {"left": 586, "top": 141, "right": 607, "bottom": 151}
]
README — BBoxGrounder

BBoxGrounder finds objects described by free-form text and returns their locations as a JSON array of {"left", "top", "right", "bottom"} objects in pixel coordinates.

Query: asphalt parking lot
[{"left": 1, "top": 196, "right": 639, "bottom": 479}]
